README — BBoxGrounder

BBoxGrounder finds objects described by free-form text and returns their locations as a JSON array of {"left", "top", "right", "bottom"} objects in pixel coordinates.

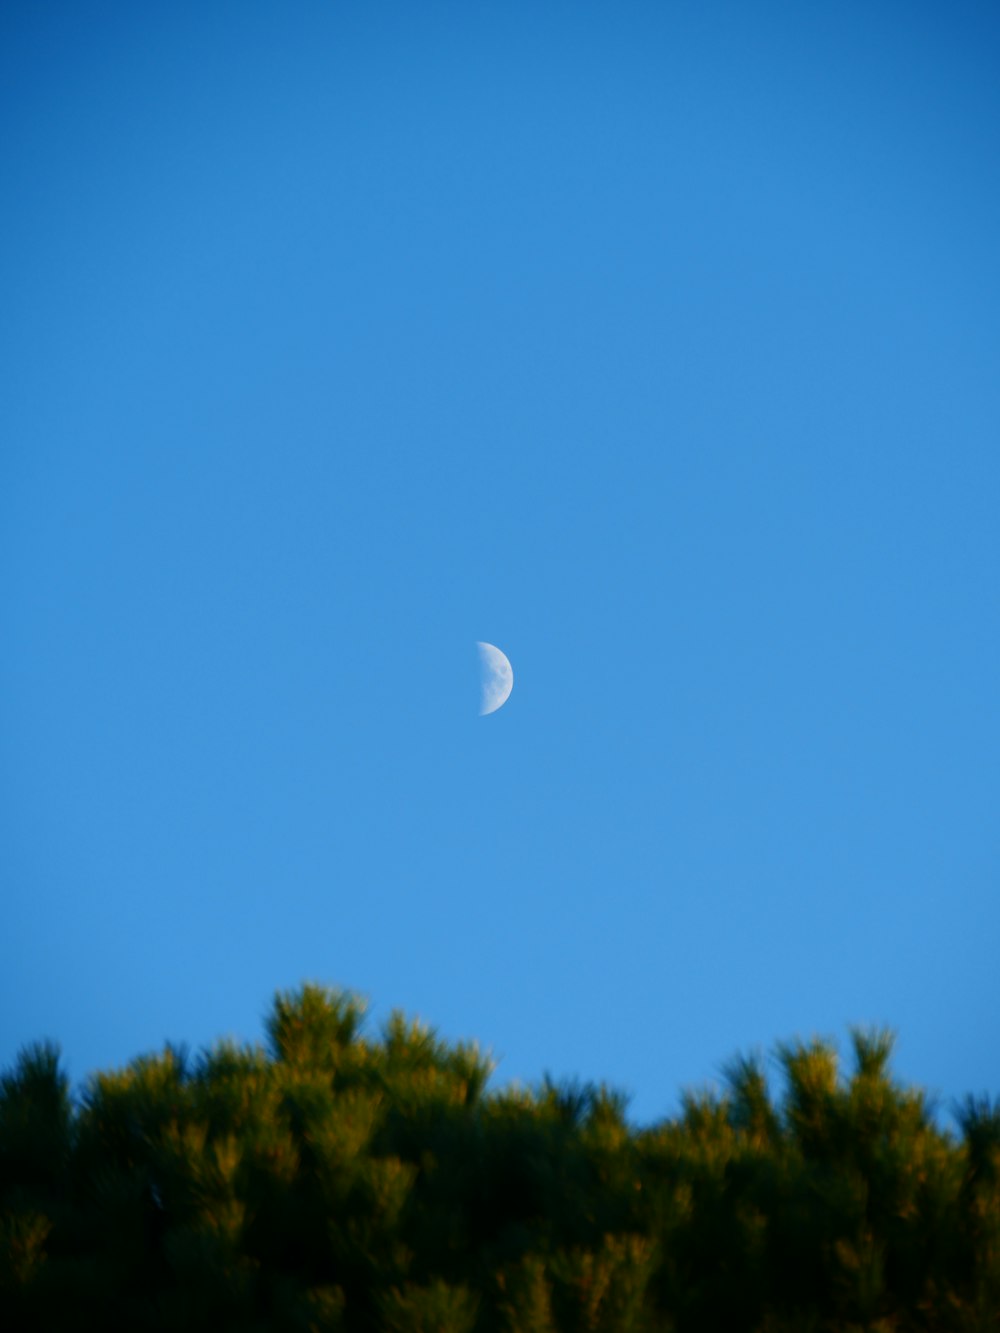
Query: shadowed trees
[{"left": 1, "top": 986, "right": 998, "bottom": 1331}]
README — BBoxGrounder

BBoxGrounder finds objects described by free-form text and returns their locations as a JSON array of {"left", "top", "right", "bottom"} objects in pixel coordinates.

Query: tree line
[{"left": 2, "top": 984, "right": 998, "bottom": 1330}]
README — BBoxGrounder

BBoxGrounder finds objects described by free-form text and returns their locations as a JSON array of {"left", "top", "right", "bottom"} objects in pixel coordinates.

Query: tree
[{"left": 1, "top": 986, "right": 997, "bottom": 1331}]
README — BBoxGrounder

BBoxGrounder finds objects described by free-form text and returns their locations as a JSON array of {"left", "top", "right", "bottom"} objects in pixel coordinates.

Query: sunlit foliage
[{"left": 1, "top": 987, "right": 997, "bottom": 1330}]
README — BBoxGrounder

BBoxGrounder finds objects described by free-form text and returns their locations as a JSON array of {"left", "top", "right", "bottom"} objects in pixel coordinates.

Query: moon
[{"left": 477, "top": 641, "right": 513, "bottom": 716}]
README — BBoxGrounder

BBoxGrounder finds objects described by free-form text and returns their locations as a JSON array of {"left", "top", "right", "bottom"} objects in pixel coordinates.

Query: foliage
[{"left": 1, "top": 988, "right": 997, "bottom": 1331}]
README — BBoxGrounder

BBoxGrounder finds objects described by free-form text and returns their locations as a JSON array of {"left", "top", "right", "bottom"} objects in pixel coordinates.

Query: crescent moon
[{"left": 477, "top": 641, "right": 514, "bottom": 716}]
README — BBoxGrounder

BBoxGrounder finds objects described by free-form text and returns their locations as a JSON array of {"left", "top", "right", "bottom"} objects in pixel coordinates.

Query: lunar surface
[{"left": 477, "top": 641, "right": 513, "bottom": 715}]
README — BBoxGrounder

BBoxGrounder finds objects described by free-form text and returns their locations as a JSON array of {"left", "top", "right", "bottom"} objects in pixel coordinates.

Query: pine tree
[{"left": 2, "top": 988, "right": 998, "bottom": 1331}]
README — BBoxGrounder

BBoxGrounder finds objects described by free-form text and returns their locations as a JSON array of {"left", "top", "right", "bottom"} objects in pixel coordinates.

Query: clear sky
[{"left": 2, "top": 1, "right": 998, "bottom": 1124}]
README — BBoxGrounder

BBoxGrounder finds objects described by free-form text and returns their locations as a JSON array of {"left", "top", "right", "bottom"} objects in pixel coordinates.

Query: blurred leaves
[{"left": 0, "top": 986, "right": 997, "bottom": 1330}]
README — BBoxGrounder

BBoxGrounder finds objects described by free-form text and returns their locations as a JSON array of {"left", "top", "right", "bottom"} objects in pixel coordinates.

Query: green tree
[{"left": 2, "top": 987, "right": 998, "bottom": 1332}]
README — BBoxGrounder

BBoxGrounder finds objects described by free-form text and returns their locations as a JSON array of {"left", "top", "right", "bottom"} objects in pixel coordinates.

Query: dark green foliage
[{"left": 1, "top": 987, "right": 997, "bottom": 1331}]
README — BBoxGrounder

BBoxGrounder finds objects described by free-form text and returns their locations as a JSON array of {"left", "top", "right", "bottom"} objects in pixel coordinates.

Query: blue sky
[{"left": 2, "top": 1, "right": 998, "bottom": 1123}]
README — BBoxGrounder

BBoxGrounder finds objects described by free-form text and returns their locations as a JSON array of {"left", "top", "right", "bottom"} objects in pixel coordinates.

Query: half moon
[{"left": 477, "top": 641, "right": 514, "bottom": 716}]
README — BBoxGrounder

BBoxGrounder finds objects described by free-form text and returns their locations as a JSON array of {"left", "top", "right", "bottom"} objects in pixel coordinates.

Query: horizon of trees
[{"left": 2, "top": 984, "right": 999, "bottom": 1331}]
